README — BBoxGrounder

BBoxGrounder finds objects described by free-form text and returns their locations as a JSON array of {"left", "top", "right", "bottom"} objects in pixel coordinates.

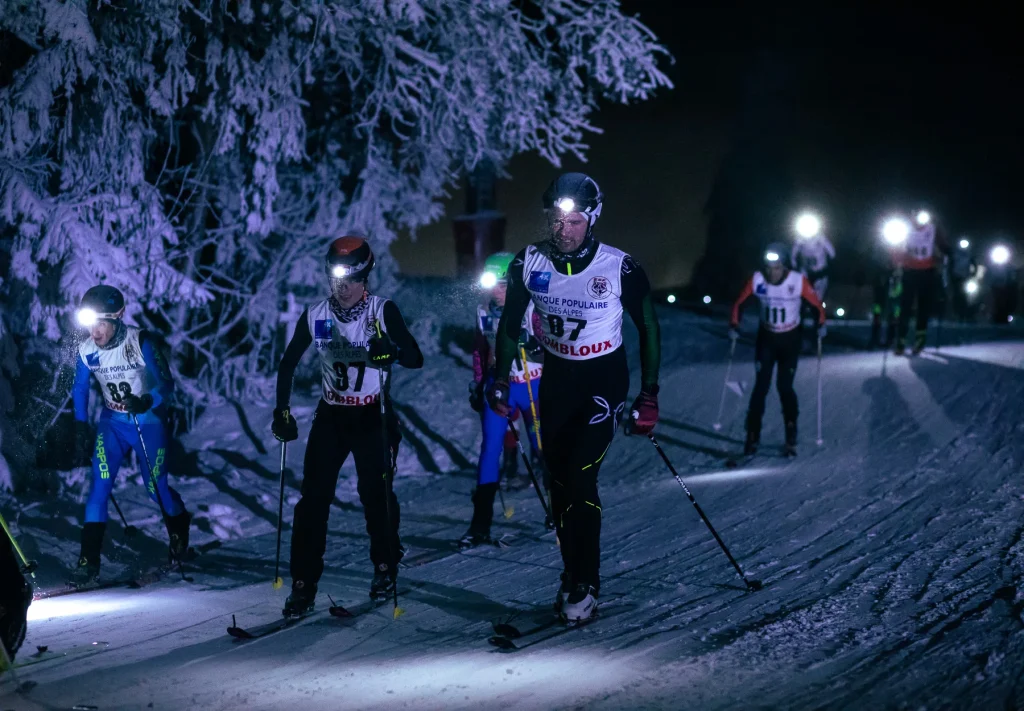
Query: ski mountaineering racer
[
  {"left": 463, "top": 252, "right": 544, "bottom": 550},
  {"left": 791, "top": 212, "right": 836, "bottom": 302},
  {"left": 893, "top": 210, "right": 950, "bottom": 355},
  {"left": 487, "top": 172, "right": 661, "bottom": 624},
  {"left": 70, "top": 285, "right": 191, "bottom": 585},
  {"left": 272, "top": 236, "right": 424, "bottom": 618},
  {"left": 730, "top": 244, "right": 827, "bottom": 457}
]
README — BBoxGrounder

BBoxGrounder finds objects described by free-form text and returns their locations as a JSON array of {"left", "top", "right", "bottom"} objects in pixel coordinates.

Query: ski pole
[
  {"left": 646, "top": 434, "right": 762, "bottom": 591},
  {"left": 272, "top": 441, "right": 286, "bottom": 590},
  {"left": 520, "top": 347, "right": 553, "bottom": 525},
  {"left": 132, "top": 415, "right": 189, "bottom": 581},
  {"left": 506, "top": 420, "right": 554, "bottom": 528},
  {"left": 109, "top": 494, "right": 139, "bottom": 538},
  {"left": 376, "top": 356, "right": 404, "bottom": 620},
  {"left": 816, "top": 334, "right": 824, "bottom": 446},
  {"left": 0, "top": 511, "right": 36, "bottom": 579},
  {"left": 712, "top": 338, "right": 737, "bottom": 431}
]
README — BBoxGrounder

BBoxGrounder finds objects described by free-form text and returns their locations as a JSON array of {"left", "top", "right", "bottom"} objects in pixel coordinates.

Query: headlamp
[
  {"left": 882, "top": 218, "right": 910, "bottom": 246},
  {"left": 556, "top": 197, "right": 576, "bottom": 213},
  {"left": 479, "top": 271, "right": 499, "bottom": 289},
  {"left": 990, "top": 245, "right": 1011, "bottom": 265},
  {"left": 77, "top": 308, "right": 99, "bottom": 328},
  {"left": 765, "top": 251, "right": 780, "bottom": 263},
  {"left": 916, "top": 211, "right": 931, "bottom": 225},
  {"left": 959, "top": 239, "right": 970, "bottom": 250},
  {"left": 794, "top": 213, "right": 821, "bottom": 239}
]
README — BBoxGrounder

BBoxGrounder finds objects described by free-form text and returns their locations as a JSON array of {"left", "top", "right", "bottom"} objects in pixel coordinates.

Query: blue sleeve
[
  {"left": 73, "top": 356, "right": 92, "bottom": 422},
  {"left": 140, "top": 336, "right": 173, "bottom": 410}
]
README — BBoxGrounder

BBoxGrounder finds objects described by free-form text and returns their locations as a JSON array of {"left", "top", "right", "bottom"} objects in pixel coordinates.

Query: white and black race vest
[
  {"left": 753, "top": 270, "right": 803, "bottom": 333},
  {"left": 79, "top": 326, "right": 157, "bottom": 413},
  {"left": 792, "top": 235, "right": 833, "bottom": 273},
  {"left": 308, "top": 296, "right": 388, "bottom": 406},
  {"left": 476, "top": 301, "right": 542, "bottom": 384},
  {"left": 905, "top": 223, "right": 936, "bottom": 261},
  {"left": 523, "top": 243, "right": 625, "bottom": 360}
]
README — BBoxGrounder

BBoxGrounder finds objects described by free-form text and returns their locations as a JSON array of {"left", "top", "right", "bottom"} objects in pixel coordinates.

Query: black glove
[
  {"left": 368, "top": 334, "right": 398, "bottom": 367},
  {"left": 521, "top": 335, "right": 544, "bottom": 360},
  {"left": 468, "top": 381, "right": 484, "bottom": 413},
  {"left": 74, "top": 421, "right": 93, "bottom": 465},
  {"left": 122, "top": 393, "right": 154, "bottom": 415},
  {"left": 272, "top": 407, "right": 299, "bottom": 443},
  {"left": 486, "top": 379, "right": 511, "bottom": 417}
]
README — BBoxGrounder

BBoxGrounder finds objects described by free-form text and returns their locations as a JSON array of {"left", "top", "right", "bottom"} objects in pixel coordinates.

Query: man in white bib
[
  {"left": 730, "top": 244, "right": 826, "bottom": 457},
  {"left": 272, "top": 236, "right": 424, "bottom": 617},
  {"left": 70, "top": 285, "right": 190, "bottom": 584},
  {"left": 487, "top": 173, "right": 662, "bottom": 624},
  {"left": 893, "top": 210, "right": 951, "bottom": 354}
]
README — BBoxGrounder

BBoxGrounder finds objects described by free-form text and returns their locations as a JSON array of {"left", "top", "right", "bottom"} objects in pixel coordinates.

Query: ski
[
  {"left": 488, "top": 610, "right": 612, "bottom": 651},
  {"left": 13, "top": 642, "right": 110, "bottom": 670},
  {"left": 226, "top": 594, "right": 398, "bottom": 640},
  {"left": 37, "top": 568, "right": 166, "bottom": 601}
]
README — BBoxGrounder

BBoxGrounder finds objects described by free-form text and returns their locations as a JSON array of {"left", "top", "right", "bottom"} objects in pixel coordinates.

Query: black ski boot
[
  {"left": 67, "top": 522, "right": 105, "bottom": 586},
  {"left": 457, "top": 531, "right": 493, "bottom": 550},
  {"left": 283, "top": 580, "right": 316, "bottom": 617},
  {"left": 911, "top": 330, "right": 926, "bottom": 356},
  {"left": 744, "top": 429, "right": 760, "bottom": 456},
  {"left": 461, "top": 482, "right": 497, "bottom": 549},
  {"left": 784, "top": 421, "right": 798, "bottom": 458},
  {"left": 894, "top": 338, "right": 906, "bottom": 356},
  {"left": 165, "top": 511, "right": 192, "bottom": 561},
  {"left": 369, "top": 563, "right": 397, "bottom": 600}
]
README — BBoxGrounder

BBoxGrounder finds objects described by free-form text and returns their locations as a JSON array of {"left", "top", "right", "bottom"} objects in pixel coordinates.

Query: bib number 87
[
  {"left": 333, "top": 362, "right": 367, "bottom": 392},
  {"left": 547, "top": 315, "right": 588, "bottom": 341}
]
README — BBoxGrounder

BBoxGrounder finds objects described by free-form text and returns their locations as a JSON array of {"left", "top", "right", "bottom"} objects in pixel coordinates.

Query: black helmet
[
  {"left": 77, "top": 285, "right": 125, "bottom": 326},
  {"left": 542, "top": 172, "right": 603, "bottom": 227},
  {"left": 325, "top": 236, "right": 375, "bottom": 282},
  {"left": 764, "top": 242, "right": 790, "bottom": 267}
]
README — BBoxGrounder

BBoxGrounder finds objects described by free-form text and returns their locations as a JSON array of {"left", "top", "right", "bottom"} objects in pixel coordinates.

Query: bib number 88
[{"left": 106, "top": 382, "right": 132, "bottom": 403}]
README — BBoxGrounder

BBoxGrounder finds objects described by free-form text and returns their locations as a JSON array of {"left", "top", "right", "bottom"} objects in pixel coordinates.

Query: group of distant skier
[{"left": 0, "top": 174, "right": 978, "bottom": 666}]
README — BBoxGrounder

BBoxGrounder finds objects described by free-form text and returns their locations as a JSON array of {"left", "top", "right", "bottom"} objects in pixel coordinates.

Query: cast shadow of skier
[{"left": 908, "top": 352, "right": 1024, "bottom": 428}]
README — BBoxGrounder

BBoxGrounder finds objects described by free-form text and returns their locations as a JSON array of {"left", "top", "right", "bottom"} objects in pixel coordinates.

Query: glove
[
  {"left": 122, "top": 393, "right": 154, "bottom": 415},
  {"left": 626, "top": 387, "right": 659, "bottom": 436},
  {"left": 368, "top": 334, "right": 398, "bottom": 367},
  {"left": 486, "top": 379, "right": 511, "bottom": 418},
  {"left": 74, "top": 421, "right": 93, "bottom": 465},
  {"left": 468, "top": 381, "right": 484, "bottom": 413},
  {"left": 818, "top": 324, "right": 827, "bottom": 339},
  {"left": 521, "top": 335, "right": 544, "bottom": 360},
  {"left": 272, "top": 407, "right": 299, "bottom": 443},
  {"left": 728, "top": 326, "right": 740, "bottom": 341}
]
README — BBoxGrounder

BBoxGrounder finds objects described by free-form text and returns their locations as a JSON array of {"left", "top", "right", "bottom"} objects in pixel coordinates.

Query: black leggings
[
  {"left": 746, "top": 328, "right": 802, "bottom": 433},
  {"left": 898, "top": 268, "right": 938, "bottom": 343},
  {"left": 540, "top": 347, "right": 629, "bottom": 592},
  {"left": 290, "top": 399, "right": 401, "bottom": 586}
]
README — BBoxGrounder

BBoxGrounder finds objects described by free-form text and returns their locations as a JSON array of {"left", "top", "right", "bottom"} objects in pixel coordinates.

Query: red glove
[{"left": 627, "top": 387, "right": 659, "bottom": 435}]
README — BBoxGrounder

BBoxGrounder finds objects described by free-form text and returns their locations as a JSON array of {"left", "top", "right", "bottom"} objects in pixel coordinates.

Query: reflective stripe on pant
[
  {"left": 84, "top": 415, "right": 185, "bottom": 523},
  {"left": 540, "top": 347, "right": 628, "bottom": 592},
  {"left": 477, "top": 377, "right": 541, "bottom": 486},
  {"left": 290, "top": 399, "right": 401, "bottom": 586}
]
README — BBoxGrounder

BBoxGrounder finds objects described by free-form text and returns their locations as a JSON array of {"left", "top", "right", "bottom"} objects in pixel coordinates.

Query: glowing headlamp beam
[
  {"left": 794, "top": 213, "right": 821, "bottom": 239},
  {"left": 77, "top": 308, "right": 99, "bottom": 327},
  {"left": 479, "top": 272, "right": 499, "bottom": 289},
  {"left": 990, "top": 245, "right": 1011, "bottom": 265},
  {"left": 882, "top": 218, "right": 910, "bottom": 246},
  {"left": 556, "top": 197, "right": 575, "bottom": 213},
  {"left": 765, "top": 251, "right": 781, "bottom": 263}
]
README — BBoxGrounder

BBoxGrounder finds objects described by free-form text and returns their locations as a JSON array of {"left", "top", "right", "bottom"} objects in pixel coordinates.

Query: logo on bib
[
  {"left": 787, "top": 283, "right": 796, "bottom": 295},
  {"left": 755, "top": 283, "right": 767, "bottom": 295},
  {"left": 86, "top": 352, "right": 100, "bottom": 368},
  {"left": 364, "top": 318, "right": 378, "bottom": 338},
  {"left": 586, "top": 276, "right": 610, "bottom": 300},
  {"left": 314, "top": 319, "right": 333, "bottom": 340},
  {"left": 528, "top": 271, "right": 551, "bottom": 294}
]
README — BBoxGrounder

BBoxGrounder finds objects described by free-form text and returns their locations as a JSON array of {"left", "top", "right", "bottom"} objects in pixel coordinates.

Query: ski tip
[
  {"left": 272, "top": 577, "right": 284, "bottom": 590},
  {"left": 226, "top": 626, "right": 254, "bottom": 639},
  {"left": 492, "top": 622, "right": 522, "bottom": 639},
  {"left": 329, "top": 605, "right": 353, "bottom": 618},
  {"left": 393, "top": 606, "right": 406, "bottom": 620},
  {"left": 488, "top": 635, "right": 518, "bottom": 650},
  {"left": 746, "top": 579, "right": 764, "bottom": 592}
]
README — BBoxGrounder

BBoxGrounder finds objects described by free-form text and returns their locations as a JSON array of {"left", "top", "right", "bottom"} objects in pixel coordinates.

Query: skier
[
  {"left": 869, "top": 242, "right": 901, "bottom": 349},
  {"left": 893, "top": 210, "right": 950, "bottom": 355},
  {"left": 0, "top": 527, "right": 31, "bottom": 665},
  {"left": 463, "top": 252, "right": 544, "bottom": 549},
  {"left": 272, "top": 236, "right": 423, "bottom": 617},
  {"left": 70, "top": 285, "right": 191, "bottom": 584},
  {"left": 791, "top": 215, "right": 836, "bottom": 302},
  {"left": 487, "top": 172, "right": 662, "bottom": 624},
  {"left": 729, "top": 244, "right": 826, "bottom": 457},
  {"left": 947, "top": 239, "right": 977, "bottom": 323}
]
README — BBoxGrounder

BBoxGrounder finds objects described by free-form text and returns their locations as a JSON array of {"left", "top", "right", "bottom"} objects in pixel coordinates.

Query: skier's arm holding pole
[
  {"left": 621, "top": 256, "right": 661, "bottom": 434},
  {"left": 490, "top": 253, "right": 531, "bottom": 416},
  {"left": 378, "top": 301, "right": 424, "bottom": 370},
  {"left": 272, "top": 309, "right": 313, "bottom": 442}
]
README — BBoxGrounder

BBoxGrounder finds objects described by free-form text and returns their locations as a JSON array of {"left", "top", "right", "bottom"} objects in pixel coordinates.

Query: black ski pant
[
  {"left": 540, "top": 347, "right": 629, "bottom": 594},
  {"left": 290, "top": 399, "right": 401, "bottom": 587},
  {"left": 0, "top": 530, "right": 30, "bottom": 660},
  {"left": 746, "top": 328, "right": 801, "bottom": 435},
  {"left": 898, "top": 267, "right": 938, "bottom": 345}
]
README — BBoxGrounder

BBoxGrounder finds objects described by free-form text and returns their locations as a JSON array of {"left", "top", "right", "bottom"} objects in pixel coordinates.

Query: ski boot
[
  {"left": 553, "top": 572, "right": 573, "bottom": 614},
  {"left": 561, "top": 583, "right": 598, "bottom": 624},
  {"left": 457, "top": 530, "right": 493, "bottom": 551},
  {"left": 283, "top": 580, "right": 316, "bottom": 618},
  {"left": 67, "top": 522, "right": 105, "bottom": 587},
  {"left": 369, "top": 563, "right": 397, "bottom": 600},
  {"left": 911, "top": 330, "right": 927, "bottom": 356},
  {"left": 784, "top": 421, "right": 797, "bottom": 458},
  {"left": 743, "top": 429, "right": 760, "bottom": 456},
  {"left": 165, "top": 510, "right": 192, "bottom": 562},
  {"left": 893, "top": 338, "right": 906, "bottom": 356}
]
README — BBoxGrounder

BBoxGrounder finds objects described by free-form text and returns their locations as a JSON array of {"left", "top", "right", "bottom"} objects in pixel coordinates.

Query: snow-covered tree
[{"left": 0, "top": 0, "right": 671, "bottom": 467}]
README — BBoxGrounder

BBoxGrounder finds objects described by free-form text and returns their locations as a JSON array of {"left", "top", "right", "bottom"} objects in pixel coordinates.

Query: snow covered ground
[{"left": 3, "top": 295, "right": 1024, "bottom": 710}]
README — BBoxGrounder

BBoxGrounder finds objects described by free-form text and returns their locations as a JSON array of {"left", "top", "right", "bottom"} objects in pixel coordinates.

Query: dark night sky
[{"left": 393, "top": 3, "right": 1024, "bottom": 287}]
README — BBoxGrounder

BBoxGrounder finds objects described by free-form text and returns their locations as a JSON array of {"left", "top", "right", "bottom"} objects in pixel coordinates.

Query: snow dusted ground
[{"left": 3, "top": 287, "right": 1024, "bottom": 710}]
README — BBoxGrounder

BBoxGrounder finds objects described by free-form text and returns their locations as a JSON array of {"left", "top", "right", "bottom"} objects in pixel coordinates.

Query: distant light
[
  {"left": 556, "top": 197, "right": 576, "bottom": 213},
  {"left": 765, "top": 251, "right": 780, "bottom": 263},
  {"left": 76, "top": 308, "right": 98, "bottom": 327},
  {"left": 794, "top": 212, "right": 821, "bottom": 239},
  {"left": 965, "top": 279, "right": 979, "bottom": 295},
  {"left": 991, "top": 245, "right": 1011, "bottom": 265},
  {"left": 479, "top": 271, "right": 498, "bottom": 289},
  {"left": 959, "top": 239, "right": 970, "bottom": 250},
  {"left": 836, "top": 307, "right": 846, "bottom": 317},
  {"left": 1010, "top": 315, "right": 1015, "bottom": 323},
  {"left": 702, "top": 295, "right": 712, "bottom": 305},
  {"left": 882, "top": 218, "right": 910, "bottom": 246},
  {"left": 667, "top": 294, "right": 677, "bottom": 304},
  {"left": 916, "top": 211, "right": 931, "bottom": 225}
]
